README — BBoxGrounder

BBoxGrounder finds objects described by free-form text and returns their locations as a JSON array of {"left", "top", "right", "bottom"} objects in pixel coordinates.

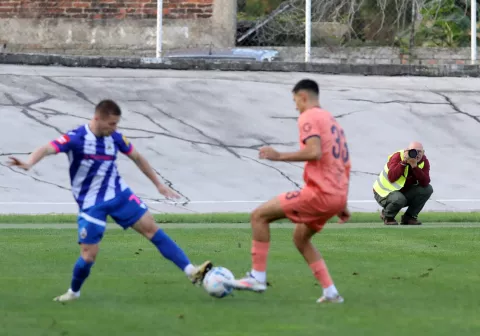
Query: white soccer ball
[{"left": 202, "top": 266, "right": 235, "bottom": 298}]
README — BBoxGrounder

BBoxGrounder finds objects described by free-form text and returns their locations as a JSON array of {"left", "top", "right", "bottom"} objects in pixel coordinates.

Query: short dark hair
[
  {"left": 292, "top": 79, "right": 319, "bottom": 96},
  {"left": 95, "top": 99, "right": 121, "bottom": 117}
]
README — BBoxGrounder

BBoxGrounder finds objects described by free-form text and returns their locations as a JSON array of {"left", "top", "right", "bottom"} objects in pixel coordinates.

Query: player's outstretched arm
[
  {"left": 259, "top": 137, "right": 322, "bottom": 162},
  {"left": 126, "top": 148, "right": 180, "bottom": 199},
  {"left": 7, "top": 143, "right": 57, "bottom": 171}
]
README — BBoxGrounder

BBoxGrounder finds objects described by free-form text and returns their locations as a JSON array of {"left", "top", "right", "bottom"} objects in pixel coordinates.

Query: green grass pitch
[
  {"left": 1, "top": 223, "right": 479, "bottom": 336},
  {"left": 0, "top": 211, "right": 480, "bottom": 224}
]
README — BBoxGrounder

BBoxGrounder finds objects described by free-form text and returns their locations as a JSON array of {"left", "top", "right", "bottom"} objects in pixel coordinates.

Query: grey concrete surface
[
  {"left": 0, "top": 64, "right": 480, "bottom": 214},
  {"left": 1, "top": 53, "right": 480, "bottom": 77}
]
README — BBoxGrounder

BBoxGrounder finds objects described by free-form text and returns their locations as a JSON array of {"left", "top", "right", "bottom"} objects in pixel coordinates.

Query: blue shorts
[{"left": 77, "top": 188, "right": 148, "bottom": 244}]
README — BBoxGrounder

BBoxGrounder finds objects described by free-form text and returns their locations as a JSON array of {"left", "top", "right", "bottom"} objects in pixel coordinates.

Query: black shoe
[{"left": 401, "top": 214, "right": 422, "bottom": 225}]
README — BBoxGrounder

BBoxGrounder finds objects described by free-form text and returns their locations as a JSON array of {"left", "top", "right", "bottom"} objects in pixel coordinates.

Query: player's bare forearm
[
  {"left": 129, "top": 150, "right": 163, "bottom": 188},
  {"left": 28, "top": 144, "right": 56, "bottom": 166},
  {"left": 260, "top": 137, "right": 321, "bottom": 162},
  {"left": 277, "top": 147, "right": 321, "bottom": 162},
  {"left": 8, "top": 143, "right": 56, "bottom": 170}
]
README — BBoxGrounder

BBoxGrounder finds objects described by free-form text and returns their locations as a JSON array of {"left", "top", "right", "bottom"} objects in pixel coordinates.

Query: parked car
[{"left": 163, "top": 48, "right": 281, "bottom": 62}]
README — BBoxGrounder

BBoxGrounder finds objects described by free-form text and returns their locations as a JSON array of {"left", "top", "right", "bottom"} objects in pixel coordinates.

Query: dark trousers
[{"left": 374, "top": 184, "right": 433, "bottom": 218}]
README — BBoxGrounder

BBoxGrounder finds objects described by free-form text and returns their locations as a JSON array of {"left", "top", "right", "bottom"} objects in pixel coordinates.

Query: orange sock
[
  {"left": 251, "top": 240, "right": 269, "bottom": 272},
  {"left": 309, "top": 259, "right": 333, "bottom": 288}
]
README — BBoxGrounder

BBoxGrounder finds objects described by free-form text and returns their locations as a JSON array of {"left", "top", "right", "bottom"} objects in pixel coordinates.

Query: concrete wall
[
  {"left": 273, "top": 47, "right": 479, "bottom": 65},
  {"left": 0, "top": 0, "right": 236, "bottom": 56}
]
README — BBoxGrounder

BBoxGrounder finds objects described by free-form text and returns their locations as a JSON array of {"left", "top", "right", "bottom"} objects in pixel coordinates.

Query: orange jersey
[{"left": 298, "top": 107, "right": 351, "bottom": 197}]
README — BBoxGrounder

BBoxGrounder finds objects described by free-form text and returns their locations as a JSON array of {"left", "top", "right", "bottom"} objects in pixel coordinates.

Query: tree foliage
[
  {"left": 237, "top": 0, "right": 479, "bottom": 48},
  {"left": 415, "top": 0, "right": 477, "bottom": 47}
]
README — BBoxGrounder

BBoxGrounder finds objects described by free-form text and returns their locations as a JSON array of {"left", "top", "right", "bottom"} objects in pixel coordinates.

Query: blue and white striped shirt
[{"left": 50, "top": 124, "right": 133, "bottom": 210}]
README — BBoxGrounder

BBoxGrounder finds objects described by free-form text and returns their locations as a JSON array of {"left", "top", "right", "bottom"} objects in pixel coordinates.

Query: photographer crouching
[{"left": 373, "top": 142, "right": 433, "bottom": 225}]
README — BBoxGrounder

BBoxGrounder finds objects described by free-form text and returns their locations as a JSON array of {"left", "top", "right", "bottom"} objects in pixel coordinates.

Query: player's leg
[
  {"left": 131, "top": 210, "right": 212, "bottom": 284},
  {"left": 54, "top": 210, "right": 106, "bottom": 302},
  {"left": 226, "top": 196, "right": 287, "bottom": 292},
  {"left": 293, "top": 223, "right": 343, "bottom": 303},
  {"left": 110, "top": 189, "right": 212, "bottom": 285}
]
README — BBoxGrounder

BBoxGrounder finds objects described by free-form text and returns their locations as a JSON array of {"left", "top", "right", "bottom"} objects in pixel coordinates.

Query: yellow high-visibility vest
[{"left": 373, "top": 150, "right": 425, "bottom": 197}]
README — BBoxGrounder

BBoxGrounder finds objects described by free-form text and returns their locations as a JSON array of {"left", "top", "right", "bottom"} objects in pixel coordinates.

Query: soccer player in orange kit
[{"left": 226, "top": 79, "right": 351, "bottom": 303}]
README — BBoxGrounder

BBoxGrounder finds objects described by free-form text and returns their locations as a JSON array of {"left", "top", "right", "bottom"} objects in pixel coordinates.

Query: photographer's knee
[
  {"left": 423, "top": 184, "right": 434, "bottom": 196},
  {"left": 389, "top": 193, "right": 407, "bottom": 208}
]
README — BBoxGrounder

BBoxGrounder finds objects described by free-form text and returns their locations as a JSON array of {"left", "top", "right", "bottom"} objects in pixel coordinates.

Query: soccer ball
[{"left": 202, "top": 266, "right": 235, "bottom": 298}]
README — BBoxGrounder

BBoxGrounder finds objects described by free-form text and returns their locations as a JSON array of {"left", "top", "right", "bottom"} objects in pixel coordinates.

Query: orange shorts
[{"left": 278, "top": 187, "right": 346, "bottom": 232}]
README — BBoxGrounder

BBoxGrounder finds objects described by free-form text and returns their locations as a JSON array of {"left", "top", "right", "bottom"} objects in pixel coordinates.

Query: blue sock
[
  {"left": 150, "top": 229, "right": 190, "bottom": 271},
  {"left": 70, "top": 257, "right": 94, "bottom": 292}
]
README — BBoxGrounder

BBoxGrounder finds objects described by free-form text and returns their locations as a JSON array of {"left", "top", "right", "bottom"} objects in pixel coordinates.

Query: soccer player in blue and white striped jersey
[{"left": 8, "top": 99, "right": 212, "bottom": 302}]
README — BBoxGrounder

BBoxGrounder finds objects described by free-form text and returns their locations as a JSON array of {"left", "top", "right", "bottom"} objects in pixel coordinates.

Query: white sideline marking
[{"left": 0, "top": 199, "right": 479, "bottom": 205}]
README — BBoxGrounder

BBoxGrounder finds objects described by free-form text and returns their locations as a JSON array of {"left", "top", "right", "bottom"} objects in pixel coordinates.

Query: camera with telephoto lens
[{"left": 408, "top": 149, "right": 418, "bottom": 159}]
